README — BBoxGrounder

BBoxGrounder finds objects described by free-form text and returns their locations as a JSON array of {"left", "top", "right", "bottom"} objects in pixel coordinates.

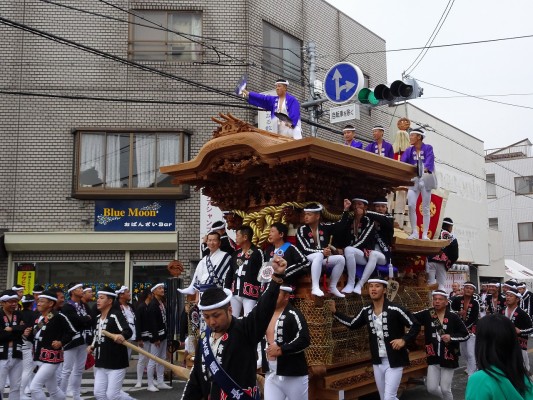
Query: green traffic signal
[{"left": 357, "top": 88, "right": 379, "bottom": 105}]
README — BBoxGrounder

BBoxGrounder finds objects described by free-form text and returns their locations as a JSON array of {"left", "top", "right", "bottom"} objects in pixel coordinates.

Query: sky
[{"left": 324, "top": 0, "right": 533, "bottom": 150}]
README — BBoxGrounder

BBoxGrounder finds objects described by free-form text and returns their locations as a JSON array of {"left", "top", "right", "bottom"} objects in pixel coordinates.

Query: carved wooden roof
[{"left": 161, "top": 114, "right": 417, "bottom": 212}]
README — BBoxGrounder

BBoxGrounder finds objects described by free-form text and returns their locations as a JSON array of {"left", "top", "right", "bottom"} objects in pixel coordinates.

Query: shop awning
[
  {"left": 4, "top": 232, "right": 178, "bottom": 252},
  {"left": 505, "top": 259, "right": 533, "bottom": 281}
]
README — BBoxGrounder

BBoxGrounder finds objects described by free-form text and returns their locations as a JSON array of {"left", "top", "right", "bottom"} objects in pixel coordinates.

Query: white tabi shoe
[
  {"left": 353, "top": 284, "right": 362, "bottom": 295},
  {"left": 421, "top": 234, "right": 430, "bottom": 240},
  {"left": 134, "top": 383, "right": 142, "bottom": 388},
  {"left": 177, "top": 286, "right": 196, "bottom": 295},
  {"left": 329, "top": 286, "right": 346, "bottom": 298},
  {"left": 146, "top": 385, "right": 159, "bottom": 392},
  {"left": 156, "top": 382, "right": 172, "bottom": 390},
  {"left": 407, "top": 233, "right": 418, "bottom": 240},
  {"left": 341, "top": 284, "right": 355, "bottom": 294},
  {"left": 311, "top": 287, "right": 325, "bottom": 297}
]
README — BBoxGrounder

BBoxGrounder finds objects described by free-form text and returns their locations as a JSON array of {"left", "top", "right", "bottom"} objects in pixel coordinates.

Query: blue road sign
[{"left": 323, "top": 62, "right": 364, "bottom": 104}]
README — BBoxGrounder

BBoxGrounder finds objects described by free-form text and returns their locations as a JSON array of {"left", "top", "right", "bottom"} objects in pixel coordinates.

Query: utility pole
[{"left": 307, "top": 42, "right": 317, "bottom": 137}]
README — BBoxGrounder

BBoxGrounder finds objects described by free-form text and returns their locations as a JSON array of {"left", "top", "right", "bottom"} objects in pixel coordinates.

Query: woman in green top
[{"left": 466, "top": 314, "right": 533, "bottom": 400}]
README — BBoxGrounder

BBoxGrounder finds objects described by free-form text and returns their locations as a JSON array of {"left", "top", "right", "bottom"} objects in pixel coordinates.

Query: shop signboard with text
[{"left": 94, "top": 200, "right": 175, "bottom": 231}]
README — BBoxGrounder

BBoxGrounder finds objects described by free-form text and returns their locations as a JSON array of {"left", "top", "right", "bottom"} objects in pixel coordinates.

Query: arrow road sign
[{"left": 323, "top": 62, "right": 364, "bottom": 104}]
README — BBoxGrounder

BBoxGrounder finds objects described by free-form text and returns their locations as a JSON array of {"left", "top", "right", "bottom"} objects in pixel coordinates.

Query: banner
[
  {"left": 95, "top": 200, "right": 176, "bottom": 231},
  {"left": 17, "top": 264, "right": 36, "bottom": 294},
  {"left": 414, "top": 189, "right": 448, "bottom": 239}
]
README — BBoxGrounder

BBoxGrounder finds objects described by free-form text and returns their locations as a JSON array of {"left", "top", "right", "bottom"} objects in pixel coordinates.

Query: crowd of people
[{"left": 0, "top": 281, "right": 178, "bottom": 400}]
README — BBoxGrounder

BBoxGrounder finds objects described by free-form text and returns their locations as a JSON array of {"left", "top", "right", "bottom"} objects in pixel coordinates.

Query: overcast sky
[{"left": 324, "top": 0, "right": 533, "bottom": 150}]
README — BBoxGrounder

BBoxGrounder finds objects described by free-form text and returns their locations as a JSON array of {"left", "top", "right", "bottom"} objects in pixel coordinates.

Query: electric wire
[{"left": 404, "top": 0, "right": 455, "bottom": 76}]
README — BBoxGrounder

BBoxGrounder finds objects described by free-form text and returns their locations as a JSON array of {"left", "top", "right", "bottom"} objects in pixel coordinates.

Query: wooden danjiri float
[{"left": 161, "top": 114, "right": 450, "bottom": 399}]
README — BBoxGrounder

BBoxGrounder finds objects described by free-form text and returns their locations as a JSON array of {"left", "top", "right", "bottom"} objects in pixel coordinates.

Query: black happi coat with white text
[
  {"left": 146, "top": 297, "right": 167, "bottom": 343},
  {"left": 413, "top": 308, "right": 469, "bottom": 368},
  {"left": 263, "top": 243, "right": 310, "bottom": 284},
  {"left": 135, "top": 301, "right": 152, "bottom": 342},
  {"left": 62, "top": 300, "right": 93, "bottom": 349},
  {"left": 333, "top": 299, "right": 420, "bottom": 368},
  {"left": 500, "top": 306, "right": 533, "bottom": 350},
  {"left": 296, "top": 211, "right": 350, "bottom": 255},
  {"left": 0, "top": 309, "right": 25, "bottom": 359},
  {"left": 262, "top": 302, "right": 310, "bottom": 377},
  {"left": 182, "top": 281, "right": 281, "bottom": 400},
  {"left": 93, "top": 309, "right": 133, "bottom": 369},
  {"left": 31, "top": 310, "right": 76, "bottom": 364},
  {"left": 485, "top": 293, "right": 506, "bottom": 315},
  {"left": 225, "top": 245, "right": 264, "bottom": 300},
  {"left": 520, "top": 290, "right": 533, "bottom": 317},
  {"left": 450, "top": 295, "right": 480, "bottom": 334}
]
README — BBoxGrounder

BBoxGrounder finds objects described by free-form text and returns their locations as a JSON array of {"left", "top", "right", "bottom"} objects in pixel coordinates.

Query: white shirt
[{"left": 193, "top": 249, "right": 229, "bottom": 285}]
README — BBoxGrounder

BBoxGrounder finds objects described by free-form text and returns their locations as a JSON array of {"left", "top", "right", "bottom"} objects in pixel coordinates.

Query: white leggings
[
  {"left": 347, "top": 247, "right": 387, "bottom": 287},
  {"left": 20, "top": 345, "right": 34, "bottom": 396},
  {"left": 426, "top": 364, "right": 454, "bottom": 400},
  {"left": 460, "top": 335, "right": 477, "bottom": 376},
  {"left": 59, "top": 345, "right": 86, "bottom": 400},
  {"left": 0, "top": 350, "right": 22, "bottom": 400},
  {"left": 136, "top": 341, "right": 150, "bottom": 384},
  {"left": 147, "top": 339, "right": 167, "bottom": 385},
  {"left": 372, "top": 358, "right": 403, "bottom": 400},
  {"left": 264, "top": 372, "right": 308, "bottom": 400},
  {"left": 426, "top": 261, "right": 447, "bottom": 291},
  {"left": 307, "top": 252, "right": 345, "bottom": 289},
  {"left": 30, "top": 362, "right": 64, "bottom": 400},
  {"left": 407, "top": 181, "right": 432, "bottom": 236},
  {"left": 230, "top": 296, "right": 257, "bottom": 317},
  {"left": 94, "top": 367, "right": 126, "bottom": 400}
]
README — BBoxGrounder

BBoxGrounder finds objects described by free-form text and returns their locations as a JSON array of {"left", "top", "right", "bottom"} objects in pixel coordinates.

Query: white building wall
[{"left": 486, "top": 155, "right": 533, "bottom": 269}]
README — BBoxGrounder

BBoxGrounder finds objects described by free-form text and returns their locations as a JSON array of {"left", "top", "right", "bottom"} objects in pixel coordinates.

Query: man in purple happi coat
[
  {"left": 364, "top": 125, "right": 394, "bottom": 158},
  {"left": 400, "top": 128, "right": 437, "bottom": 240},
  {"left": 243, "top": 79, "right": 302, "bottom": 139}
]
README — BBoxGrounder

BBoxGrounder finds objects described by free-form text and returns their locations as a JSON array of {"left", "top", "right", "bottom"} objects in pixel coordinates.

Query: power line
[
  {"left": 405, "top": 0, "right": 455, "bottom": 76},
  {"left": 417, "top": 79, "right": 533, "bottom": 111},
  {"left": 339, "top": 33, "right": 533, "bottom": 60},
  {"left": 416, "top": 93, "right": 533, "bottom": 100},
  {"left": 0, "top": 15, "right": 243, "bottom": 101}
]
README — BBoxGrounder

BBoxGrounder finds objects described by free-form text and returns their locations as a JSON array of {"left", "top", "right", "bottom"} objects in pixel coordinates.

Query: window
[
  {"left": 515, "top": 176, "right": 533, "bottom": 195},
  {"left": 488, "top": 218, "right": 499, "bottom": 230},
  {"left": 486, "top": 173, "right": 496, "bottom": 198},
  {"left": 73, "top": 129, "right": 190, "bottom": 199},
  {"left": 262, "top": 22, "right": 302, "bottom": 82},
  {"left": 518, "top": 222, "right": 533, "bottom": 241},
  {"left": 129, "top": 11, "right": 202, "bottom": 61}
]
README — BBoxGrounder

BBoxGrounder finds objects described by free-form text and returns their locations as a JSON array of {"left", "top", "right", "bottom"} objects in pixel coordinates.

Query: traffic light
[{"left": 357, "top": 77, "right": 423, "bottom": 106}]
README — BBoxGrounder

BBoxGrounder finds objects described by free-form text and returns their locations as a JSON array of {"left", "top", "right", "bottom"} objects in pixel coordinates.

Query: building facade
[
  {"left": 485, "top": 139, "right": 533, "bottom": 277},
  {"left": 0, "top": 0, "right": 390, "bottom": 293}
]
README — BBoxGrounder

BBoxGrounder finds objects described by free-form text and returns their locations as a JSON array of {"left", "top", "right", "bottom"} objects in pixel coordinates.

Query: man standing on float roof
[
  {"left": 400, "top": 127, "right": 437, "bottom": 240},
  {"left": 242, "top": 79, "right": 302, "bottom": 139}
]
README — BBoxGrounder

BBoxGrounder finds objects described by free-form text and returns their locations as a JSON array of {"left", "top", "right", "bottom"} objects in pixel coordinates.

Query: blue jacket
[{"left": 247, "top": 91, "right": 300, "bottom": 127}]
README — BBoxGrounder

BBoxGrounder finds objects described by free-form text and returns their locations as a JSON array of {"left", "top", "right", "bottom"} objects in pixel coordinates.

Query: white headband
[
  {"left": 115, "top": 285, "right": 128, "bottom": 295},
  {"left": 151, "top": 283, "right": 164, "bottom": 292},
  {"left": 0, "top": 294, "right": 19, "bottom": 302},
  {"left": 342, "top": 127, "right": 356, "bottom": 132},
  {"left": 275, "top": 80, "right": 289, "bottom": 86},
  {"left": 38, "top": 294, "right": 58, "bottom": 302},
  {"left": 463, "top": 283, "right": 477, "bottom": 290},
  {"left": 12, "top": 286, "right": 24, "bottom": 291},
  {"left": 32, "top": 290, "right": 43, "bottom": 294},
  {"left": 431, "top": 290, "right": 449, "bottom": 298},
  {"left": 303, "top": 204, "right": 323, "bottom": 212},
  {"left": 368, "top": 279, "right": 388, "bottom": 286},
  {"left": 97, "top": 290, "right": 117, "bottom": 298},
  {"left": 373, "top": 201, "right": 388, "bottom": 205},
  {"left": 199, "top": 288, "right": 233, "bottom": 311},
  {"left": 67, "top": 283, "right": 83, "bottom": 293},
  {"left": 83, "top": 287, "right": 92, "bottom": 292},
  {"left": 506, "top": 290, "right": 522, "bottom": 298},
  {"left": 280, "top": 286, "right": 293, "bottom": 293},
  {"left": 351, "top": 198, "right": 369, "bottom": 204}
]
